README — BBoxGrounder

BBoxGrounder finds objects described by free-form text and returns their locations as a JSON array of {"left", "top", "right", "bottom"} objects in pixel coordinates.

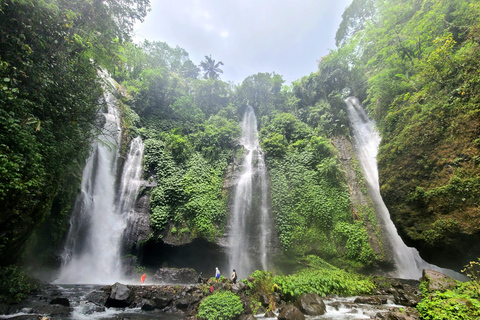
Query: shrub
[
  {"left": 273, "top": 266, "right": 375, "bottom": 300},
  {"left": 417, "top": 281, "right": 480, "bottom": 319},
  {"left": 197, "top": 291, "right": 243, "bottom": 320},
  {"left": 0, "top": 266, "right": 37, "bottom": 303}
]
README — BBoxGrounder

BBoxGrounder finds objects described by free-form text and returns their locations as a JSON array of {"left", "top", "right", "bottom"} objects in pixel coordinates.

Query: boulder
[
  {"left": 372, "top": 308, "right": 421, "bottom": 320},
  {"left": 153, "top": 268, "right": 197, "bottom": 284},
  {"left": 176, "top": 297, "right": 191, "bottom": 309},
  {"left": 293, "top": 293, "right": 326, "bottom": 316},
  {"left": 256, "top": 305, "right": 266, "bottom": 314},
  {"left": 105, "top": 282, "right": 134, "bottom": 308},
  {"left": 354, "top": 296, "right": 382, "bottom": 305},
  {"left": 139, "top": 299, "right": 156, "bottom": 311},
  {"left": 86, "top": 290, "right": 108, "bottom": 306},
  {"left": 231, "top": 281, "right": 246, "bottom": 293},
  {"left": 152, "top": 296, "right": 173, "bottom": 309},
  {"left": 258, "top": 293, "right": 270, "bottom": 307},
  {"left": 393, "top": 289, "right": 422, "bottom": 307},
  {"left": 278, "top": 305, "right": 306, "bottom": 320},
  {"left": 49, "top": 297, "right": 70, "bottom": 307},
  {"left": 421, "top": 269, "right": 457, "bottom": 293}
]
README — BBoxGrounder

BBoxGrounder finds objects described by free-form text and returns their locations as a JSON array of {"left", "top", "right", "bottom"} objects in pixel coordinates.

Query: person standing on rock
[
  {"left": 231, "top": 269, "right": 237, "bottom": 284},
  {"left": 198, "top": 272, "right": 203, "bottom": 284},
  {"left": 215, "top": 267, "right": 220, "bottom": 283}
]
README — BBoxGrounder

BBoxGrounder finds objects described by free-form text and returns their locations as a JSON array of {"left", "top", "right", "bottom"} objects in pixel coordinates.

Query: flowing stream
[
  {"left": 227, "top": 106, "right": 275, "bottom": 277},
  {"left": 56, "top": 92, "right": 144, "bottom": 284},
  {"left": 345, "top": 97, "right": 463, "bottom": 279}
]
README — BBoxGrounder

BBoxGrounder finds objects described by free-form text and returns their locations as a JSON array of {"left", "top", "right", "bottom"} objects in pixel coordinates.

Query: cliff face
[
  {"left": 332, "top": 137, "right": 394, "bottom": 271},
  {"left": 378, "top": 109, "right": 480, "bottom": 270}
]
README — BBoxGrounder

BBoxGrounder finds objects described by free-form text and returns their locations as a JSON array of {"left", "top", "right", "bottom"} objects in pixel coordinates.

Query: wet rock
[
  {"left": 239, "top": 315, "right": 256, "bottom": 320},
  {"left": 272, "top": 292, "right": 281, "bottom": 303},
  {"left": 393, "top": 289, "right": 422, "bottom": 307},
  {"left": 50, "top": 297, "right": 70, "bottom": 307},
  {"left": 240, "top": 294, "right": 253, "bottom": 314},
  {"left": 153, "top": 268, "right": 197, "bottom": 284},
  {"left": 258, "top": 293, "right": 270, "bottom": 306},
  {"left": 421, "top": 269, "right": 457, "bottom": 293},
  {"left": 105, "top": 282, "right": 134, "bottom": 308},
  {"left": 373, "top": 307, "right": 421, "bottom": 320},
  {"left": 294, "top": 293, "right": 326, "bottom": 316},
  {"left": 256, "top": 305, "right": 266, "bottom": 314},
  {"left": 82, "top": 302, "right": 105, "bottom": 314},
  {"left": 231, "top": 281, "right": 246, "bottom": 293},
  {"left": 152, "top": 296, "right": 173, "bottom": 309},
  {"left": 139, "top": 299, "right": 156, "bottom": 311},
  {"left": 86, "top": 290, "right": 108, "bottom": 306},
  {"left": 265, "top": 309, "right": 276, "bottom": 317},
  {"left": 354, "top": 296, "right": 382, "bottom": 305},
  {"left": 176, "top": 297, "right": 191, "bottom": 309},
  {"left": 278, "top": 305, "right": 305, "bottom": 320},
  {"left": 35, "top": 303, "right": 73, "bottom": 318}
]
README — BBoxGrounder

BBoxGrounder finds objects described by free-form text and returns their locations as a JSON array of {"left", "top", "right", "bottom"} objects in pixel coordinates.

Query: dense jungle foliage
[
  {"left": 2, "top": 0, "right": 480, "bottom": 317},
  {"left": 0, "top": 0, "right": 150, "bottom": 265},
  {"left": 1, "top": 0, "right": 480, "bottom": 295},
  {"left": 322, "top": 0, "right": 480, "bottom": 269}
]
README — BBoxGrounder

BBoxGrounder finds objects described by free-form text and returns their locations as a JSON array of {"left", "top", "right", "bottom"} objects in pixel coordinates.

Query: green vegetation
[
  {"left": 414, "top": 259, "right": 480, "bottom": 319},
  {"left": 261, "top": 112, "right": 379, "bottom": 269},
  {"left": 241, "top": 257, "right": 375, "bottom": 312},
  {"left": 0, "top": 266, "right": 36, "bottom": 303},
  {"left": 2, "top": 3, "right": 480, "bottom": 316},
  {"left": 0, "top": 0, "right": 149, "bottom": 265},
  {"left": 320, "top": 0, "right": 480, "bottom": 266},
  {"left": 273, "top": 256, "right": 376, "bottom": 300},
  {"left": 417, "top": 278, "right": 480, "bottom": 320},
  {"left": 197, "top": 291, "right": 243, "bottom": 320}
]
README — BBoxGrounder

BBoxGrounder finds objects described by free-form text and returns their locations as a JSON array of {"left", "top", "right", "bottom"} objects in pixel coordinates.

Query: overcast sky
[{"left": 133, "top": 0, "right": 353, "bottom": 85}]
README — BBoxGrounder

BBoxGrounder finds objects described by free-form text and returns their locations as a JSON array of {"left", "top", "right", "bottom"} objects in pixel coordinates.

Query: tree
[
  {"left": 199, "top": 55, "right": 224, "bottom": 80},
  {"left": 335, "top": 0, "right": 376, "bottom": 47},
  {"left": 181, "top": 60, "right": 200, "bottom": 79}
]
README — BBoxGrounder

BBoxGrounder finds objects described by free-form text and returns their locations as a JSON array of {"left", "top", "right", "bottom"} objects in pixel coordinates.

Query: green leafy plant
[
  {"left": 0, "top": 266, "right": 37, "bottom": 303},
  {"left": 197, "top": 291, "right": 243, "bottom": 320},
  {"left": 273, "top": 266, "right": 375, "bottom": 300},
  {"left": 417, "top": 282, "right": 480, "bottom": 320},
  {"left": 462, "top": 258, "right": 480, "bottom": 292}
]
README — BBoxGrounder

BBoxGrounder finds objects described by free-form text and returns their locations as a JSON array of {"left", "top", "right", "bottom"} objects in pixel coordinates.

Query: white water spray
[
  {"left": 346, "top": 97, "right": 463, "bottom": 279},
  {"left": 227, "top": 106, "right": 274, "bottom": 277},
  {"left": 56, "top": 94, "right": 144, "bottom": 284}
]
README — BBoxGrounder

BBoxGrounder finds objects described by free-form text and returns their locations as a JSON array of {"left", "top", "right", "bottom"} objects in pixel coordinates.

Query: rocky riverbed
[{"left": 0, "top": 269, "right": 456, "bottom": 320}]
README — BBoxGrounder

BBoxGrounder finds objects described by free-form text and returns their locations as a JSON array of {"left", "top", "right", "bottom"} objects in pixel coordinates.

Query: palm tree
[{"left": 199, "top": 55, "right": 224, "bottom": 80}]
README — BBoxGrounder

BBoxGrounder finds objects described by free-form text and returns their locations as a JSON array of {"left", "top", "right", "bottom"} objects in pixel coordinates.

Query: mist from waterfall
[
  {"left": 56, "top": 93, "right": 144, "bottom": 284},
  {"left": 345, "top": 97, "right": 463, "bottom": 280},
  {"left": 227, "top": 106, "right": 274, "bottom": 278}
]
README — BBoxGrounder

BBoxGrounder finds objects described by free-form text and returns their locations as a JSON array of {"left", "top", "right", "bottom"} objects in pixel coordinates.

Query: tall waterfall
[
  {"left": 227, "top": 106, "right": 274, "bottom": 278},
  {"left": 346, "top": 97, "right": 463, "bottom": 279},
  {"left": 56, "top": 93, "right": 144, "bottom": 284}
]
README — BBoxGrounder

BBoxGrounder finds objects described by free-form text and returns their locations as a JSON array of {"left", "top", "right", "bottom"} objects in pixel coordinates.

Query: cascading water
[
  {"left": 227, "top": 106, "right": 275, "bottom": 277},
  {"left": 345, "top": 97, "right": 463, "bottom": 279},
  {"left": 118, "top": 136, "right": 145, "bottom": 249},
  {"left": 56, "top": 92, "right": 144, "bottom": 284}
]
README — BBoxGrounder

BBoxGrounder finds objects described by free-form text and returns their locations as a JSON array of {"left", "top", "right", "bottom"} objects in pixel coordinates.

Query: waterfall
[
  {"left": 118, "top": 136, "right": 146, "bottom": 249},
  {"left": 345, "top": 97, "right": 464, "bottom": 280},
  {"left": 56, "top": 93, "right": 144, "bottom": 284},
  {"left": 227, "top": 106, "right": 274, "bottom": 278}
]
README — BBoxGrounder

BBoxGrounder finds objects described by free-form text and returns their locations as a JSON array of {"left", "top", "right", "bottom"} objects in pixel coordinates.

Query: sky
[{"left": 133, "top": 0, "right": 353, "bottom": 85}]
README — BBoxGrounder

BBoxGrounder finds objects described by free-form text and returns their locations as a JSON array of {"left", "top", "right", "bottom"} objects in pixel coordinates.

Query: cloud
[{"left": 134, "top": 0, "right": 353, "bottom": 84}]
